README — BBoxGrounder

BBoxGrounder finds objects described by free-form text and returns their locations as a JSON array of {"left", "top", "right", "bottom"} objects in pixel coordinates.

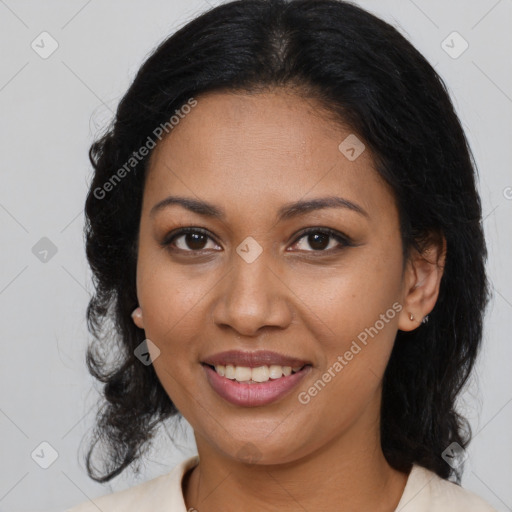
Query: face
[{"left": 133, "top": 88, "right": 420, "bottom": 465}]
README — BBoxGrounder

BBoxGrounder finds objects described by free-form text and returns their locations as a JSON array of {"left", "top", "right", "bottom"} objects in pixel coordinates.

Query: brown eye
[
  {"left": 290, "top": 228, "right": 353, "bottom": 253},
  {"left": 180, "top": 232, "right": 209, "bottom": 250},
  {"left": 162, "top": 228, "right": 220, "bottom": 253},
  {"left": 304, "top": 232, "right": 330, "bottom": 250}
]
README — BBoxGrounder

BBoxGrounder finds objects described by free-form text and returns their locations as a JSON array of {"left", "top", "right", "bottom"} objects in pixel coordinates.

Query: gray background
[{"left": 0, "top": 0, "right": 510, "bottom": 510}]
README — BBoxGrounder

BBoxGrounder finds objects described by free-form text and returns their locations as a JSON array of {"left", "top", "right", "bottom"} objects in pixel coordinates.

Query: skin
[{"left": 132, "top": 88, "right": 446, "bottom": 512}]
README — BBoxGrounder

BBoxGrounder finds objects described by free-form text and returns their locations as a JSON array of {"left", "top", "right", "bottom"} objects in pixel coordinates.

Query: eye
[
  {"left": 161, "top": 227, "right": 220, "bottom": 253},
  {"left": 161, "top": 226, "right": 353, "bottom": 255},
  {"left": 289, "top": 227, "right": 353, "bottom": 253}
]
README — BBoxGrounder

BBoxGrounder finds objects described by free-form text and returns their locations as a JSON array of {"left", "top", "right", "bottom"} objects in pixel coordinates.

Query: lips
[
  {"left": 203, "top": 363, "right": 311, "bottom": 407},
  {"left": 202, "top": 350, "right": 310, "bottom": 368}
]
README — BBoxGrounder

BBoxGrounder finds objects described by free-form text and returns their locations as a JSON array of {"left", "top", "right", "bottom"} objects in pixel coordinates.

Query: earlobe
[
  {"left": 131, "top": 306, "right": 144, "bottom": 329},
  {"left": 398, "top": 234, "right": 446, "bottom": 332}
]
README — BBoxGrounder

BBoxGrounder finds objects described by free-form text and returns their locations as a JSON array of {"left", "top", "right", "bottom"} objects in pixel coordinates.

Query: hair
[{"left": 83, "top": 0, "right": 490, "bottom": 484}]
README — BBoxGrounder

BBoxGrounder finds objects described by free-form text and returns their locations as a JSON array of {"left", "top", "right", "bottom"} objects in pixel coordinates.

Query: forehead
[{"left": 143, "top": 89, "right": 395, "bottom": 222}]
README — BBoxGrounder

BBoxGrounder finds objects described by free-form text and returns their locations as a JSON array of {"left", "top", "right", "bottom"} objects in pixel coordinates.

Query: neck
[{"left": 183, "top": 411, "right": 409, "bottom": 512}]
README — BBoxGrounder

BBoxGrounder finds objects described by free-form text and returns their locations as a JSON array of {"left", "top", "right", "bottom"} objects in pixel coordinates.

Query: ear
[
  {"left": 131, "top": 306, "right": 145, "bottom": 329},
  {"left": 398, "top": 232, "right": 446, "bottom": 331}
]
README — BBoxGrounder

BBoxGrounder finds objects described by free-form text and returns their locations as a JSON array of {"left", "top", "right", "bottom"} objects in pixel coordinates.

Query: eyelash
[{"left": 161, "top": 226, "right": 354, "bottom": 255}]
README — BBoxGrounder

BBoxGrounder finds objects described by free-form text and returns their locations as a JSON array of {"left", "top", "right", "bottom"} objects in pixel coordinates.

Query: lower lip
[{"left": 203, "top": 364, "right": 311, "bottom": 407}]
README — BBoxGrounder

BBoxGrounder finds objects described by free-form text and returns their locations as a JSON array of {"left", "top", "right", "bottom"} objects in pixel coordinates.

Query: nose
[{"left": 211, "top": 251, "right": 293, "bottom": 338}]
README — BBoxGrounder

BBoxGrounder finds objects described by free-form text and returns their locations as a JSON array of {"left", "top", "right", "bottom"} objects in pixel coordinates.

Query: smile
[
  {"left": 209, "top": 363, "right": 305, "bottom": 382},
  {"left": 202, "top": 363, "right": 311, "bottom": 407}
]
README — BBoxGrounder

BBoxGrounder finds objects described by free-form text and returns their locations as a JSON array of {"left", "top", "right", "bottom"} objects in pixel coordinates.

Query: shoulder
[
  {"left": 396, "top": 464, "right": 497, "bottom": 512},
  {"left": 64, "top": 455, "right": 199, "bottom": 512}
]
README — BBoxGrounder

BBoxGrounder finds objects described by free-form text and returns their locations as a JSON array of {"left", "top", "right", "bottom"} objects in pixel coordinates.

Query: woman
[{"left": 67, "top": 0, "right": 496, "bottom": 510}]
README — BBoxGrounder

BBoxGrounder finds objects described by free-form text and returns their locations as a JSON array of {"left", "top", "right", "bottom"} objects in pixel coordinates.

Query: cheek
[
  {"left": 137, "top": 264, "right": 209, "bottom": 410},
  {"left": 287, "top": 249, "right": 403, "bottom": 420},
  {"left": 288, "top": 248, "right": 403, "bottom": 346},
  {"left": 136, "top": 243, "right": 214, "bottom": 336}
]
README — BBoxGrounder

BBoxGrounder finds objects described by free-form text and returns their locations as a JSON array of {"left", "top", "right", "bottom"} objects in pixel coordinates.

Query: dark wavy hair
[{"left": 83, "top": 0, "right": 490, "bottom": 484}]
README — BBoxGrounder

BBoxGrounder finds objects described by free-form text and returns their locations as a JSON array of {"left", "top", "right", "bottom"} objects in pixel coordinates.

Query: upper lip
[{"left": 202, "top": 350, "right": 311, "bottom": 368}]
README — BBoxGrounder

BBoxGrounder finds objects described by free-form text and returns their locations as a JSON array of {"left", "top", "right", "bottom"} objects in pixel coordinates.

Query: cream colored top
[{"left": 65, "top": 455, "right": 497, "bottom": 511}]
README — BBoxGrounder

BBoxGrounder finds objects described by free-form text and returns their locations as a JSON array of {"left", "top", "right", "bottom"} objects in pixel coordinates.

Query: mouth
[
  {"left": 201, "top": 362, "right": 309, "bottom": 383},
  {"left": 201, "top": 361, "right": 312, "bottom": 407}
]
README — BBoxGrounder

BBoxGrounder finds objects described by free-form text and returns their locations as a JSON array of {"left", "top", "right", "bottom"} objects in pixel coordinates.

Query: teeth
[
  {"left": 252, "top": 366, "right": 269, "bottom": 382},
  {"left": 234, "top": 366, "right": 252, "bottom": 382},
  {"left": 212, "top": 364, "right": 304, "bottom": 382},
  {"left": 225, "top": 364, "right": 236, "bottom": 379}
]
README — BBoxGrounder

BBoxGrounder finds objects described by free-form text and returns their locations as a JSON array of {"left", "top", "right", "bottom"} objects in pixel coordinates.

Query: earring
[
  {"left": 131, "top": 307, "right": 143, "bottom": 321},
  {"left": 409, "top": 312, "right": 414, "bottom": 321},
  {"left": 422, "top": 315, "right": 429, "bottom": 324}
]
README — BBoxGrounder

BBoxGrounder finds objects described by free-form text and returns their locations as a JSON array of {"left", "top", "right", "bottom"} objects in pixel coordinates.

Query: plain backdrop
[{"left": 0, "top": 0, "right": 510, "bottom": 510}]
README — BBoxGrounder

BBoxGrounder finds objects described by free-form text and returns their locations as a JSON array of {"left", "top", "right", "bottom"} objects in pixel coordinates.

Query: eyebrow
[{"left": 149, "top": 195, "right": 369, "bottom": 221}]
